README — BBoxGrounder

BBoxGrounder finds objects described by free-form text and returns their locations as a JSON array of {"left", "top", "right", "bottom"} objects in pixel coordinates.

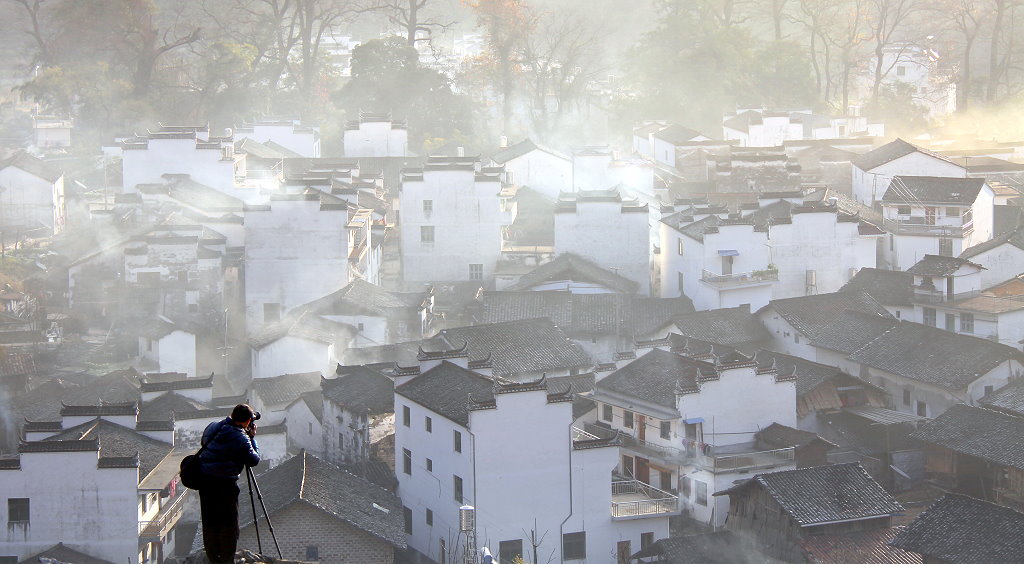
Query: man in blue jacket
[{"left": 198, "top": 404, "right": 261, "bottom": 563}]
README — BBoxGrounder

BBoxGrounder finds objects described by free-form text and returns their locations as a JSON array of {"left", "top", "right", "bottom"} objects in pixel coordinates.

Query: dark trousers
[{"left": 199, "top": 477, "right": 241, "bottom": 563}]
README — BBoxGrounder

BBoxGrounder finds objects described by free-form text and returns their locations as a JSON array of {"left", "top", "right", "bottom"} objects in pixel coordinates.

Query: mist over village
[{"left": 3, "top": 0, "right": 1024, "bottom": 562}]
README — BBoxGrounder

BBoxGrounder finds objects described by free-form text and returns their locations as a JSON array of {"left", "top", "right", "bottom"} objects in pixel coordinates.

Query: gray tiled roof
[
  {"left": 881, "top": 176, "right": 985, "bottom": 205},
  {"left": 242, "top": 451, "right": 406, "bottom": 548},
  {"left": 960, "top": 227, "right": 1024, "bottom": 258},
  {"left": 324, "top": 366, "right": 394, "bottom": 416},
  {"left": 979, "top": 378, "right": 1024, "bottom": 416},
  {"left": 1, "top": 150, "right": 62, "bottom": 182},
  {"left": 888, "top": 494, "right": 1024, "bottom": 563},
  {"left": 840, "top": 268, "right": 913, "bottom": 306},
  {"left": 630, "top": 532, "right": 761, "bottom": 564},
  {"left": 909, "top": 404, "right": 1024, "bottom": 469},
  {"left": 18, "top": 542, "right": 115, "bottom": 564},
  {"left": 46, "top": 419, "right": 172, "bottom": 479},
  {"left": 755, "top": 350, "right": 844, "bottom": 395},
  {"left": 139, "top": 374, "right": 214, "bottom": 392},
  {"left": 716, "top": 463, "right": 903, "bottom": 526},
  {"left": 762, "top": 291, "right": 893, "bottom": 343},
  {"left": 506, "top": 253, "right": 639, "bottom": 293},
  {"left": 250, "top": 371, "right": 321, "bottom": 407},
  {"left": 249, "top": 311, "right": 354, "bottom": 350},
  {"left": 139, "top": 393, "right": 209, "bottom": 421},
  {"left": 905, "top": 255, "right": 984, "bottom": 276},
  {"left": 852, "top": 138, "right": 958, "bottom": 171},
  {"left": 800, "top": 527, "right": 921, "bottom": 564},
  {"left": 299, "top": 278, "right": 427, "bottom": 317},
  {"left": 481, "top": 291, "right": 693, "bottom": 337},
  {"left": 652, "top": 124, "right": 706, "bottom": 145},
  {"left": 670, "top": 305, "right": 771, "bottom": 348},
  {"left": 594, "top": 348, "right": 715, "bottom": 409},
  {"left": 847, "top": 321, "right": 1022, "bottom": 391},
  {"left": 757, "top": 423, "right": 836, "bottom": 450},
  {"left": 395, "top": 361, "right": 494, "bottom": 426},
  {"left": 811, "top": 309, "right": 898, "bottom": 354},
  {"left": 436, "top": 318, "right": 592, "bottom": 377}
]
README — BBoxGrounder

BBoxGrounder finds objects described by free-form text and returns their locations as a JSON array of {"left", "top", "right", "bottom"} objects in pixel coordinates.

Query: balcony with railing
[
  {"left": 883, "top": 215, "right": 973, "bottom": 238},
  {"left": 611, "top": 480, "right": 679, "bottom": 519},
  {"left": 700, "top": 269, "right": 778, "bottom": 288},
  {"left": 911, "top": 287, "right": 982, "bottom": 304},
  {"left": 139, "top": 490, "right": 189, "bottom": 542}
]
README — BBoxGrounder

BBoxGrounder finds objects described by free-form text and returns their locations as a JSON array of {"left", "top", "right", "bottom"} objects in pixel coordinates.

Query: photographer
[{"left": 198, "top": 404, "right": 261, "bottom": 563}]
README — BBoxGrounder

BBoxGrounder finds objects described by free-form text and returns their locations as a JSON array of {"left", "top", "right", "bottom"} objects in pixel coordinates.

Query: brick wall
[{"left": 238, "top": 501, "right": 396, "bottom": 563}]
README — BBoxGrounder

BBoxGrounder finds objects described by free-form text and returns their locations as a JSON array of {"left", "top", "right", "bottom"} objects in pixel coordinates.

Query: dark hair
[{"left": 231, "top": 404, "right": 255, "bottom": 423}]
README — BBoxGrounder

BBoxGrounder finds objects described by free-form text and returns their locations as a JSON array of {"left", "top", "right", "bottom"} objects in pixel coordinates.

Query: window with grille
[
  {"left": 7, "top": 499, "right": 28, "bottom": 523},
  {"left": 563, "top": 532, "right": 586, "bottom": 560},
  {"left": 469, "top": 264, "right": 483, "bottom": 280}
]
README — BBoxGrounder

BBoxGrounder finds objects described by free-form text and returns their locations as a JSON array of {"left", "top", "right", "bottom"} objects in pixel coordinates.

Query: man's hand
[{"left": 246, "top": 424, "right": 257, "bottom": 439}]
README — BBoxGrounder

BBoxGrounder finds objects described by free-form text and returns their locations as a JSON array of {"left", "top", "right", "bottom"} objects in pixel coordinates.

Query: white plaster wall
[
  {"left": 399, "top": 169, "right": 508, "bottom": 283},
  {"left": 245, "top": 124, "right": 320, "bottom": 158},
  {"left": 651, "top": 138, "right": 677, "bottom": 167},
  {"left": 555, "top": 201, "right": 651, "bottom": 295},
  {"left": 758, "top": 309, "right": 823, "bottom": 361},
  {"left": 0, "top": 451, "right": 139, "bottom": 563},
  {"left": 157, "top": 330, "right": 197, "bottom": 377},
  {"left": 122, "top": 139, "right": 236, "bottom": 194},
  {"left": 285, "top": 400, "right": 323, "bottom": 456},
  {"left": 502, "top": 151, "right": 571, "bottom": 200},
  {"left": 343, "top": 122, "right": 407, "bottom": 157},
  {"left": 966, "top": 245, "right": 1024, "bottom": 288},
  {"left": 322, "top": 314, "right": 387, "bottom": 346},
  {"left": 967, "top": 185, "right": 995, "bottom": 248},
  {"left": 244, "top": 199, "right": 350, "bottom": 333},
  {"left": 768, "top": 213, "right": 875, "bottom": 298},
  {"left": 852, "top": 153, "right": 966, "bottom": 206},
  {"left": 0, "top": 166, "right": 64, "bottom": 233},
  {"left": 251, "top": 336, "right": 331, "bottom": 379},
  {"left": 394, "top": 397, "right": 475, "bottom": 560},
  {"left": 573, "top": 154, "right": 613, "bottom": 191}
]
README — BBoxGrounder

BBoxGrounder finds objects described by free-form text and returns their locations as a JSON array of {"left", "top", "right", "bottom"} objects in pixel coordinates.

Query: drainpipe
[
  {"left": 469, "top": 427, "right": 479, "bottom": 564},
  {"left": 559, "top": 420, "right": 574, "bottom": 563}
]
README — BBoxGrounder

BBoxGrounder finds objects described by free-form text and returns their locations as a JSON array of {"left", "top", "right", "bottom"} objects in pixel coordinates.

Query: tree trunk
[
  {"left": 406, "top": 0, "right": 418, "bottom": 45},
  {"left": 986, "top": 0, "right": 1007, "bottom": 102}
]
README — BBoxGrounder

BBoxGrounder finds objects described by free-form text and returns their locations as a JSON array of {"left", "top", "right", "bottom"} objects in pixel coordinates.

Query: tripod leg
[
  {"left": 246, "top": 466, "right": 263, "bottom": 555},
  {"left": 248, "top": 466, "right": 284, "bottom": 559}
]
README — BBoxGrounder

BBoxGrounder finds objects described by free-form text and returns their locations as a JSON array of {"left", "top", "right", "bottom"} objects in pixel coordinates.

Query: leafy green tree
[{"left": 335, "top": 36, "right": 475, "bottom": 151}]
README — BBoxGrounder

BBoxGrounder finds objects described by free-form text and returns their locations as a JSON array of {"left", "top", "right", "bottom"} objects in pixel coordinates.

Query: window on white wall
[
  {"left": 960, "top": 313, "right": 974, "bottom": 333},
  {"left": 469, "top": 264, "right": 483, "bottom": 280}
]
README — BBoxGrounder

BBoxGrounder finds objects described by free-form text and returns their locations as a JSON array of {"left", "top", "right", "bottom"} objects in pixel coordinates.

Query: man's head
[{"left": 231, "top": 404, "right": 256, "bottom": 427}]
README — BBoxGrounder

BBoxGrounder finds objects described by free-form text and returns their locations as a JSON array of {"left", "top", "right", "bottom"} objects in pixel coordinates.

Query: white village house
[
  {"left": 0, "top": 151, "right": 66, "bottom": 235},
  {"left": 851, "top": 138, "right": 966, "bottom": 207}
]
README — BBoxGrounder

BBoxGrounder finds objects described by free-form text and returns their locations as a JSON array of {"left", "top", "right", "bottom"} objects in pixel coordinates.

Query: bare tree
[
  {"left": 937, "top": 0, "right": 988, "bottom": 110},
  {"left": 7, "top": 0, "right": 53, "bottom": 65},
  {"left": 866, "top": 0, "right": 925, "bottom": 104},
  {"left": 369, "top": 0, "right": 456, "bottom": 46}
]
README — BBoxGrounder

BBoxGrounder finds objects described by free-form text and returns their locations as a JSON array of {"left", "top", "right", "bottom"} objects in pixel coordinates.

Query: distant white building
[
  {"left": 395, "top": 357, "right": 669, "bottom": 564},
  {"left": 233, "top": 118, "right": 321, "bottom": 158},
  {"left": 555, "top": 189, "right": 652, "bottom": 295},
  {"left": 874, "top": 43, "right": 957, "bottom": 118},
  {"left": 322, "top": 365, "right": 395, "bottom": 466},
  {"left": 851, "top": 138, "right": 966, "bottom": 207},
  {"left": 722, "top": 109, "right": 882, "bottom": 148},
  {"left": 488, "top": 138, "right": 571, "bottom": 200},
  {"left": 135, "top": 318, "right": 198, "bottom": 377},
  {"left": 33, "top": 116, "right": 73, "bottom": 149},
  {"left": 583, "top": 338, "right": 798, "bottom": 529},
  {"left": 879, "top": 176, "right": 994, "bottom": 270},
  {"left": 342, "top": 112, "right": 407, "bottom": 157},
  {"left": 120, "top": 125, "right": 252, "bottom": 200},
  {"left": 398, "top": 156, "right": 516, "bottom": 285},
  {"left": 659, "top": 197, "right": 879, "bottom": 310},
  {"left": 243, "top": 192, "right": 353, "bottom": 333},
  {"left": 0, "top": 151, "right": 66, "bottom": 235},
  {"left": 959, "top": 229, "right": 1024, "bottom": 288},
  {"left": 3, "top": 404, "right": 185, "bottom": 563}
]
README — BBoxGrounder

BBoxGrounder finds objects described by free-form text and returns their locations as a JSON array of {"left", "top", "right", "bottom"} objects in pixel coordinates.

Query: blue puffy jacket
[{"left": 198, "top": 417, "right": 261, "bottom": 479}]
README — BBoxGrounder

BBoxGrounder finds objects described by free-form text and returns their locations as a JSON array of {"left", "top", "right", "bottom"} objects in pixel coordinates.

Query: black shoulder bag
[{"left": 179, "top": 425, "right": 224, "bottom": 490}]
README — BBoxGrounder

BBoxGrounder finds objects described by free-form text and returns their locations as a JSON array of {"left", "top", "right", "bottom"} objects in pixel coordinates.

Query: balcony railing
[
  {"left": 912, "top": 287, "right": 982, "bottom": 304},
  {"left": 139, "top": 490, "right": 189, "bottom": 542},
  {"left": 883, "top": 217, "right": 973, "bottom": 237},
  {"left": 695, "top": 446, "right": 795, "bottom": 473},
  {"left": 611, "top": 480, "right": 678, "bottom": 519},
  {"left": 700, "top": 269, "right": 778, "bottom": 287}
]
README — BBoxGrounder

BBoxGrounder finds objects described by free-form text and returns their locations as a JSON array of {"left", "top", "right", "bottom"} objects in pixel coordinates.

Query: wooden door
[
  {"left": 637, "top": 415, "right": 646, "bottom": 441},
  {"left": 636, "top": 457, "right": 650, "bottom": 484}
]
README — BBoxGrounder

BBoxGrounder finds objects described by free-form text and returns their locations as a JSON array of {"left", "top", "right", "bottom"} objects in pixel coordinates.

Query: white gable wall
[{"left": 852, "top": 153, "right": 966, "bottom": 206}]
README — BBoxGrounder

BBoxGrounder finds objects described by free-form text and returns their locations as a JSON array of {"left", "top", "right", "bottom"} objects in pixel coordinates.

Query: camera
[{"left": 252, "top": 411, "right": 261, "bottom": 422}]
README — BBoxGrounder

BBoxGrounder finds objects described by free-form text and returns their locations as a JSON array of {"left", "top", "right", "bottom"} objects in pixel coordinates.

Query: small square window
[
  {"left": 695, "top": 481, "right": 708, "bottom": 506},
  {"left": 7, "top": 498, "right": 28, "bottom": 523},
  {"left": 916, "top": 401, "right": 928, "bottom": 417},
  {"left": 425, "top": 416, "right": 432, "bottom": 432},
  {"left": 562, "top": 531, "right": 586, "bottom": 560},
  {"left": 423, "top": 200, "right": 433, "bottom": 214},
  {"left": 903, "top": 388, "right": 911, "bottom": 406},
  {"left": 426, "top": 508, "right": 433, "bottom": 526},
  {"left": 923, "top": 308, "right": 936, "bottom": 327},
  {"left": 641, "top": 532, "right": 654, "bottom": 550},
  {"left": 454, "top": 430, "right": 462, "bottom": 453},
  {"left": 403, "top": 448, "right": 412, "bottom": 475},
  {"left": 469, "top": 263, "right": 483, "bottom": 280},
  {"left": 897, "top": 206, "right": 911, "bottom": 215},
  {"left": 660, "top": 421, "right": 671, "bottom": 440},
  {"left": 601, "top": 404, "right": 612, "bottom": 422},
  {"left": 404, "top": 506, "right": 413, "bottom": 534},
  {"left": 623, "top": 410, "right": 634, "bottom": 429},
  {"left": 426, "top": 458, "right": 433, "bottom": 472},
  {"left": 454, "top": 475, "right": 464, "bottom": 503},
  {"left": 403, "top": 405, "right": 410, "bottom": 427},
  {"left": 421, "top": 225, "right": 435, "bottom": 243},
  {"left": 960, "top": 313, "right": 974, "bottom": 333}
]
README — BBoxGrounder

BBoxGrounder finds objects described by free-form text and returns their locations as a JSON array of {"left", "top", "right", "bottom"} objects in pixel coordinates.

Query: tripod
[{"left": 245, "top": 465, "right": 283, "bottom": 559}]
